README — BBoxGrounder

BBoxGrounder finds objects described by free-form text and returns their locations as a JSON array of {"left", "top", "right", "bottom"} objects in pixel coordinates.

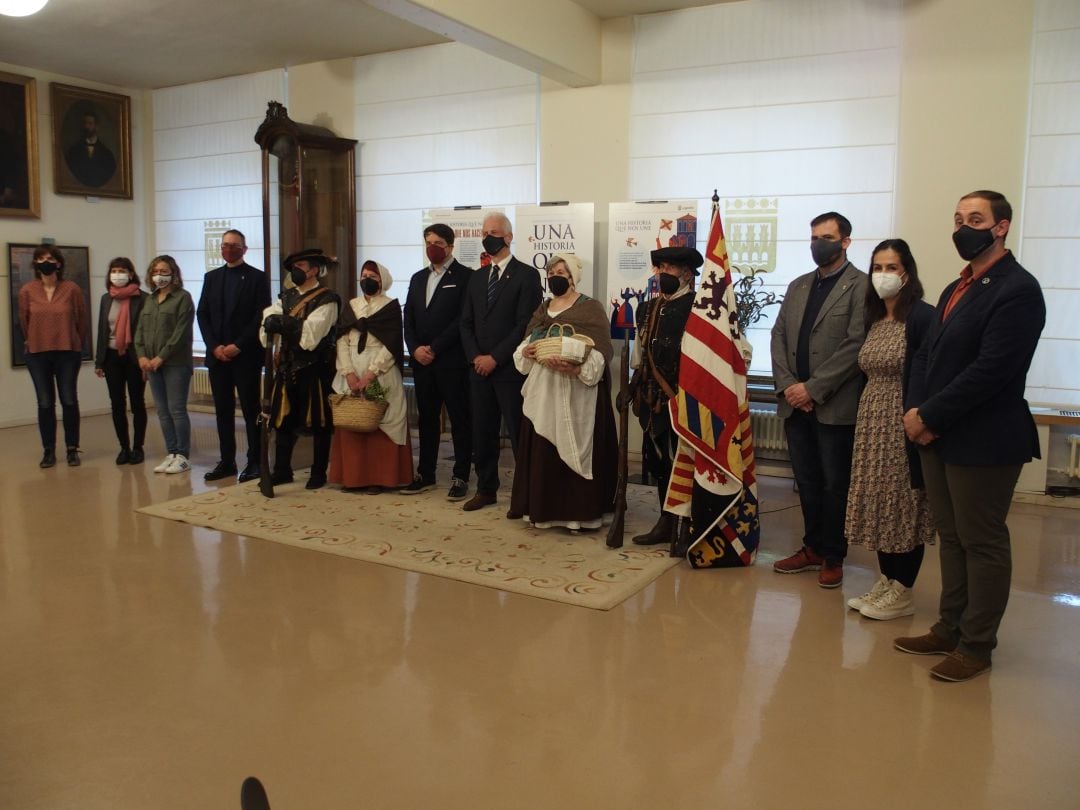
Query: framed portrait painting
[
  {"left": 8, "top": 243, "right": 93, "bottom": 368},
  {"left": 49, "top": 83, "right": 132, "bottom": 199},
  {"left": 0, "top": 71, "right": 41, "bottom": 219}
]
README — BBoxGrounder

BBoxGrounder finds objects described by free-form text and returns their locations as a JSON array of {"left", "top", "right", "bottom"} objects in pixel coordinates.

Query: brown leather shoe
[
  {"left": 930, "top": 651, "right": 992, "bottom": 682},
  {"left": 773, "top": 545, "right": 824, "bottom": 574},
  {"left": 462, "top": 491, "right": 497, "bottom": 511},
  {"left": 818, "top": 561, "right": 843, "bottom": 589},
  {"left": 506, "top": 509, "right": 523, "bottom": 519},
  {"left": 632, "top": 513, "right": 675, "bottom": 545},
  {"left": 893, "top": 631, "right": 958, "bottom": 656}
]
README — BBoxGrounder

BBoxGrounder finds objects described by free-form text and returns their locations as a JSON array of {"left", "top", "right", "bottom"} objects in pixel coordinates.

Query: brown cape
[
  {"left": 524, "top": 294, "right": 614, "bottom": 365},
  {"left": 338, "top": 298, "right": 405, "bottom": 368}
]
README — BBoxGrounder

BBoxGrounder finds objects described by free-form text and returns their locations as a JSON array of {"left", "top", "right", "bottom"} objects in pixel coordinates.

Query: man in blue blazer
[
  {"left": 196, "top": 229, "right": 271, "bottom": 483},
  {"left": 401, "top": 223, "right": 474, "bottom": 501},
  {"left": 896, "top": 190, "right": 1045, "bottom": 683},
  {"left": 459, "top": 212, "right": 543, "bottom": 512}
]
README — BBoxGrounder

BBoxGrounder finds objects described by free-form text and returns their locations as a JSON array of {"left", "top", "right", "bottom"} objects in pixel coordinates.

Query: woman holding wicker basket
[
  {"left": 328, "top": 260, "right": 413, "bottom": 492},
  {"left": 508, "top": 254, "right": 617, "bottom": 530}
]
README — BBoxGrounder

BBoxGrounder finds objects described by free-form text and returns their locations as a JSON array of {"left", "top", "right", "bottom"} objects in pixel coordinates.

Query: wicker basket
[
  {"left": 329, "top": 392, "right": 388, "bottom": 433},
  {"left": 530, "top": 324, "right": 595, "bottom": 364}
]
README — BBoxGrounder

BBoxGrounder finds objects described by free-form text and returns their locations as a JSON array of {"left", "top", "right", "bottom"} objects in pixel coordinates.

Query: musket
[
  {"left": 605, "top": 328, "right": 631, "bottom": 549},
  {"left": 258, "top": 336, "right": 276, "bottom": 498}
]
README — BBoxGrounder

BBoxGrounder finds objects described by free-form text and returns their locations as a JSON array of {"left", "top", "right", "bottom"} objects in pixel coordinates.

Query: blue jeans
[
  {"left": 784, "top": 408, "right": 856, "bottom": 564},
  {"left": 25, "top": 350, "right": 82, "bottom": 450},
  {"left": 147, "top": 365, "right": 192, "bottom": 457}
]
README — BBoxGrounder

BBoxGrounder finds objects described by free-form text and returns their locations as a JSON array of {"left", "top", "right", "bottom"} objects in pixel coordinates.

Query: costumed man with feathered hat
[
  {"left": 260, "top": 249, "right": 341, "bottom": 490},
  {"left": 629, "top": 245, "right": 704, "bottom": 545}
]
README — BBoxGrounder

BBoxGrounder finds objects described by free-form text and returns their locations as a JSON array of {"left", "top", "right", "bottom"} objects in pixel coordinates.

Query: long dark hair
[{"left": 864, "top": 238, "right": 924, "bottom": 329}]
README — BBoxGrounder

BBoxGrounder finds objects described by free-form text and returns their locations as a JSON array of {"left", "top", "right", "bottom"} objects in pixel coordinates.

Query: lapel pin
[{"left": 982, "top": 278, "right": 990, "bottom": 285}]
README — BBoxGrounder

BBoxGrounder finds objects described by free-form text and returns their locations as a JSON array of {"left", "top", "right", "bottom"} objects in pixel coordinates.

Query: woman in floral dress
[{"left": 845, "top": 239, "right": 936, "bottom": 620}]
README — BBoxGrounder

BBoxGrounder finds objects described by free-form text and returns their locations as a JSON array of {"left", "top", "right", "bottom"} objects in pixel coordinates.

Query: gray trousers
[{"left": 919, "top": 447, "right": 1022, "bottom": 662}]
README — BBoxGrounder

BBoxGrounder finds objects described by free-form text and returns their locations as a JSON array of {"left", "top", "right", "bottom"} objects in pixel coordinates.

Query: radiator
[
  {"left": 1068, "top": 435, "right": 1080, "bottom": 479},
  {"left": 750, "top": 408, "right": 788, "bottom": 452},
  {"left": 192, "top": 366, "right": 213, "bottom": 398}
]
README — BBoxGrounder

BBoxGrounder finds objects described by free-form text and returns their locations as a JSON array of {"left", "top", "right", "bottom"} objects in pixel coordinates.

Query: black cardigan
[{"left": 900, "top": 299, "right": 936, "bottom": 489}]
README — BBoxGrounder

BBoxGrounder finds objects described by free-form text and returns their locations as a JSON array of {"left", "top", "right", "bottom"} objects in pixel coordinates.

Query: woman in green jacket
[{"left": 134, "top": 255, "right": 194, "bottom": 474}]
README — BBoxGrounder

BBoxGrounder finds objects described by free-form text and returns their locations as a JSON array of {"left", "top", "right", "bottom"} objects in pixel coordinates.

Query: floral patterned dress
[{"left": 845, "top": 319, "right": 935, "bottom": 552}]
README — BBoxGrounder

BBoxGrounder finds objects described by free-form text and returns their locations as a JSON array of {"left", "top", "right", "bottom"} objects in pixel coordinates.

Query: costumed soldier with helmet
[
  {"left": 629, "top": 245, "right": 704, "bottom": 545},
  {"left": 260, "top": 249, "right": 341, "bottom": 490}
]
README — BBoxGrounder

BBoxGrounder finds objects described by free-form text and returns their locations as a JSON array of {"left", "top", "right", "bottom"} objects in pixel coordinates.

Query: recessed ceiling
[{"left": 0, "top": 0, "right": 733, "bottom": 90}]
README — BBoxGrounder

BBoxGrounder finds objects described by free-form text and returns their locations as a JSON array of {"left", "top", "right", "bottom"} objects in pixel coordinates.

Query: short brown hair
[
  {"left": 147, "top": 255, "right": 183, "bottom": 288},
  {"left": 107, "top": 257, "right": 140, "bottom": 289},
  {"left": 32, "top": 245, "right": 65, "bottom": 279},
  {"left": 960, "top": 190, "right": 1012, "bottom": 223}
]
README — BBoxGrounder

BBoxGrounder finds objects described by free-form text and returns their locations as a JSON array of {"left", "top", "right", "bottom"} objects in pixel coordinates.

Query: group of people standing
[{"left": 767, "top": 190, "right": 1045, "bottom": 683}]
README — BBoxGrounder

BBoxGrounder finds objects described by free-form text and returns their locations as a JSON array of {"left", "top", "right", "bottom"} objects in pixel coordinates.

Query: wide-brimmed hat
[
  {"left": 283, "top": 248, "right": 333, "bottom": 272},
  {"left": 651, "top": 246, "right": 704, "bottom": 275}
]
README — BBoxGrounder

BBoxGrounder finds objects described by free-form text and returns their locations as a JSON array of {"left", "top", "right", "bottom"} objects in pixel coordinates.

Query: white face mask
[
  {"left": 872, "top": 272, "right": 904, "bottom": 300},
  {"left": 110, "top": 272, "right": 131, "bottom": 287},
  {"left": 152, "top": 274, "right": 172, "bottom": 290}
]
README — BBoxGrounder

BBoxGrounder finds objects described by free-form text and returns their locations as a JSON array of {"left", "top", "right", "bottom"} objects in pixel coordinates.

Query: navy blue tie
[{"left": 486, "top": 265, "right": 499, "bottom": 307}]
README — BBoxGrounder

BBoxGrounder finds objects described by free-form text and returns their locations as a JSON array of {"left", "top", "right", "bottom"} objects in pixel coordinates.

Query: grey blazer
[{"left": 770, "top": 262, "right": 868, "bottom": 425}]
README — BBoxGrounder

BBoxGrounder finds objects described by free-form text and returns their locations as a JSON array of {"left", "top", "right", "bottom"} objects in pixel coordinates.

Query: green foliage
[
  {"left": 363, "top": 378, "right": 387, "bottom": 403},
  {"left": 732, "top": 267, "right": 782, "bottom": 335}
]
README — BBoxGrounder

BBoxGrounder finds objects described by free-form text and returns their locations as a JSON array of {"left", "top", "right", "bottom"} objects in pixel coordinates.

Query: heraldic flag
[{"left": 664, "top": 198, "right": 760, "bottom": 568}]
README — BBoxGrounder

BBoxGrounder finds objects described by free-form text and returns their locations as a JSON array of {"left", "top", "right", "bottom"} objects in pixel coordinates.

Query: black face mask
[
  {"left": 360, "top": 277, "right": 380, "bottom": 295},
  {"left": 482, "top": 235, "right": 506, "bottom": 256},
  {"left": 289, "top": 267, "right": 308, "bottom": 286},
  {"left": 810, "top": 238, "right": 843, "bottom": 268},
  {"left": 35, "top": 261, "right": 59, "bottom": 276},
  {"left": 547, "top": 276, "right": 571, "bottom": 297},
  {"left": 657, "top": 273, "right": 681, "bottom": 296},
  {"left": 952, "top": 224, "right": 997, "bottom": 261}
]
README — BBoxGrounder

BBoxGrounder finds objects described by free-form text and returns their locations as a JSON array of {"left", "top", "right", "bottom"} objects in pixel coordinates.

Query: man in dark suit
[
  {"left": 401, "top": 223, "right": 474, "bottom": 501},
  {"left": 65, "top": 111, "right": 116, "bottom": 189},
  {"left": 459, "top": 212, "right": 543, "bottom": 512},
  {"left": 770, "top": 212, "right": 868, "bottom": 589},
  {"left": 895, "top": 190, "right": 1045, "bottom": 683},
  {"left": 196, "top": 229, "right": 271, "bottom": 483}
]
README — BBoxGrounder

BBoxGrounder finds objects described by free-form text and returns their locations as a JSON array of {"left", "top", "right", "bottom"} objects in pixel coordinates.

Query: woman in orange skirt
[{"left": 328, "top": 261, "right": 413, "bottom": 490}]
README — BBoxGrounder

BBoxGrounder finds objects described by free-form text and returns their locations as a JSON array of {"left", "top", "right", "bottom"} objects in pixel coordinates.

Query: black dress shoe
[
  {"left": 116, "top": 449, "right": 131, "bottom": 465},
  {"left": 271, "top": 470, "right": 294, "bottom": 485},
  {"left": 204, "top": 461, "right": 238, "bottom": 482},
  {"left": 66, "top": 447, "right": 81, "bottom": 467},
  {"left": 128, "top": 448, "right": 144, "bottom": 465},
  {"left": 39, "top": 448, "right": 56, "bottom": 469},
  {"left": 632, "top": 513, "right": 675, "bottom": 545},
  {"left": 506, "top": 509, "right": 523, "bottom": 520},
  {"left": 305, "top": 473, "right": 327, "bottom": 490},
  {"left": 237, "top": 464, "right": 260, "bottom": 483}
]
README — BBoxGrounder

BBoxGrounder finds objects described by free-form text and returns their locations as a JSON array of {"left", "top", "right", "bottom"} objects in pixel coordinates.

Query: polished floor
[{"left": 2, "top": 412, "right": 1079, "bottom": 810}]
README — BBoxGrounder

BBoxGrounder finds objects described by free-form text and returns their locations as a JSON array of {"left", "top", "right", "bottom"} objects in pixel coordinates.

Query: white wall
[
  {"left": 1022, "top": 0, "right": 1080, "bottom": 407},
  {"left": 0, "top": 61, "right": 147, "bottom": 429}
]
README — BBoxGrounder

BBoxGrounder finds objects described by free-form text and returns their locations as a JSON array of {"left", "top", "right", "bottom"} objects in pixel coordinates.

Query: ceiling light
[{"left": 0, "top": 0, "right": 49, "bottom": 17}]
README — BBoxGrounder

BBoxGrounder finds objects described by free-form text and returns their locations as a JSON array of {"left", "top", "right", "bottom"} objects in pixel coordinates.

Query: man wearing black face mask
[
  {"left": 402, "top": 224, "right": 475, "bottom": 500},
  {"left": 895, "top": 190, "right": 1045, "bottom": 683},
  {"left": 770, "top": 212, "right": 868, "bottom": 589},
  {"left": 197, "top": 229, "right": 271, "bottom": 484},
  {"left": 260, "top": 249, "right": 340, "bottom": 490},
  {"left": 629, "top": 246, "right": 703, "bottom": 545},
  {"left": 459, "top": 212, "right": 543, "bottom": 512}
]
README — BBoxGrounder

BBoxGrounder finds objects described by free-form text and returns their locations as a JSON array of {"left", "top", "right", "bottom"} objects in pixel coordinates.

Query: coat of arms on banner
[
  {"left": 204, "top": 219, "right": 231, "bottom": 271},
  {"left": 724, "top": 198, "right": 778, "bottom": 274}
]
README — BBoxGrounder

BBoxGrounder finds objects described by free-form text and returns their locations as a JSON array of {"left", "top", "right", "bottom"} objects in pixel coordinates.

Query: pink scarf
[{"left": 109, "top": 283, "right": 141, "bottom": 356}]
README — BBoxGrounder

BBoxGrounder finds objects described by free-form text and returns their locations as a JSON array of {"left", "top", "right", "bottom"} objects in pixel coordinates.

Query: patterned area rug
[{"left": 137, "top": 472, "right": 679, "bottom": 610}]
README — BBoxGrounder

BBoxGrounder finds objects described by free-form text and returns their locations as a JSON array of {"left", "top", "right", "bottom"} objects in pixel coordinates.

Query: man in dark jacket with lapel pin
[
  {"left": 401, "top": 223, "right": 475, "bottom": 501},
  {"left": 895, "top": 190, "right": 1045, "bottom": 683},
  {"left": 459, "top": 211, "right": 543, "bottom": 512},
  {"left": 770, "top": 212, "right": 868, "bottom": 589},
  {"left": 196, "top": 228, "right": 271, "bottom": 483}
]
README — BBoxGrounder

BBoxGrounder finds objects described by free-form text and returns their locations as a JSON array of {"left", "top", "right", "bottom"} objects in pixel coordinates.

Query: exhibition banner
[
  {"left": 513, "top": 203, "right": 596, "bottom": 296},
  {"left": 421, "top": 207, "right": 505, "bottom": 270}
]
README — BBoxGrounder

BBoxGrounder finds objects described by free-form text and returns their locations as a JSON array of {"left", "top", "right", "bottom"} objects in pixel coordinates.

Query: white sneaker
[
  {"left": 860, "top": 580, "right": 915, "bottom": 621},
  {"left": 153, "top": 454, "right": 176, "bottom": 473},
  {"left": 847, "top": 574, "right": 891, "bottom": 611},
  {"left": 165, "top": 455, "right": 191, "bottom": 474}
]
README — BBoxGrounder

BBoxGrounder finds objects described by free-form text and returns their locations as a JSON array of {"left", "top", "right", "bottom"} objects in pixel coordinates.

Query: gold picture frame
[
  {"left": 49, "top": 82, "right": 132, "bottom": 200},
  {"left": 0, "top": 71, "right": 41, "bottom": 219}
]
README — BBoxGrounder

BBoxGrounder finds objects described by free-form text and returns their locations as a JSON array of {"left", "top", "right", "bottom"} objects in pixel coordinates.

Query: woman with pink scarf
[{"left": 94, "top": 257, "right": 149, "bottom": 464}]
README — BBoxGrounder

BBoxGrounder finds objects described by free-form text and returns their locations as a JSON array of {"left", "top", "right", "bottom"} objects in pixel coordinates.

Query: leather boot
[{"left": 632, "top": 512, "right": 675, "bottom": 545}]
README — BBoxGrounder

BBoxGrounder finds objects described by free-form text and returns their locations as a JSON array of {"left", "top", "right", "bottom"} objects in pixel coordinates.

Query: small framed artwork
[
  {"left": 0, "top": 71, "right": 41, "bottom": 219},
  {"left": 8, "top": 243, "right": 93, "bottom": 367},
  {"left": 49, "top": 82, "right": 132, "bottom": 199}
]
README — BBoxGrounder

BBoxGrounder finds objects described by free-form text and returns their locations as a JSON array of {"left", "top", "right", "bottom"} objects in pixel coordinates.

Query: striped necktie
[{"left": 486, "top": 264, "right": 500, "bottom": 307}]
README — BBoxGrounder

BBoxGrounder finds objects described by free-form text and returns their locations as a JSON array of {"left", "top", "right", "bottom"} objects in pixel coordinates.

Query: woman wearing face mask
[
  {"left": 844, "top": 239, "right": 936, "bottom": 620},
  {"left": 18, "top": 245, "right": 91, "bottom": 468},
  {"left": 94, "top": 257, "right": 148, "bottom": 465},
  {"left": 508, "top": 254, "right": 617, "bottom": 530},
  {"left": 328, "top": 260, "right": 413, "bottom": 492},
  {"left": 134, "top": 256, "right": 195, "bottom": 475}
]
